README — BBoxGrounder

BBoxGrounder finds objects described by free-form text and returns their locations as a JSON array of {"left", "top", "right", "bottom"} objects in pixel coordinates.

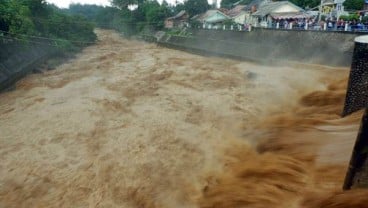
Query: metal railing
[{"left": 184, "top": 22, "right": 368, "bottom": 33}]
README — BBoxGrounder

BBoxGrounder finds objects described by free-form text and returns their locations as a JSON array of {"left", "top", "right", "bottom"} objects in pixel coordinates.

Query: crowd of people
[
  {"left": 335, "top": 19, "right": 368, "bottom": 31},
  {"left": 195, "top": 15, "right": 368, "bottom": 33},
  {"left": 270, "top": 17, "right": 368, "bottom": 31}
]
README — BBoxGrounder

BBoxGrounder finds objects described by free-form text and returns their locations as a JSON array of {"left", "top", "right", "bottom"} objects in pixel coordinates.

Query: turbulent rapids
[{"left": 1, "top": 29, "right": 367, "bottom": 208}]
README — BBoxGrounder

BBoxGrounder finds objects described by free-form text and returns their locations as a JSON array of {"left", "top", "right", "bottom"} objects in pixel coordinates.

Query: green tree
[
  {"left": 343, "top": 0, "right": 364, "bottom": 10},
  {"left": 112, "top": 0, "right": 146, "bottom": 9},
  {"left": 0, "top": 0, "right": 97, "bottom": 51},
  {"left": 162, "top": 0, "right": 169, "bottom": 8},
  {"left": 340, "top": 13, "right": 360, "bottom": 20},
  {"left": 184, "top": 0, "right": 210, "bottom": 16},
  {"left": 0, "top": 1, "right": 12, "bottom": 32},
  {"left": 20, "top": 0, "right": 49, "bottom": 17},
  {"left": 1, "top": 0, "right": 36, "bottom": 35},
  {"left": 145, "top": 1, "right": 171, "bottom": 29},
  {"left": 173, "top": 2, "right": 185, "bottom": 14},
  {"left": 68, "top": 4, "right": 101, "bottom": 21}
]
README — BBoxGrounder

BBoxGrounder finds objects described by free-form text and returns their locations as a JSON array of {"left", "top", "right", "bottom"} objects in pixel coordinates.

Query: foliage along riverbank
[{"left": 0, "top": 0, "right": 96, "bottom": 55}]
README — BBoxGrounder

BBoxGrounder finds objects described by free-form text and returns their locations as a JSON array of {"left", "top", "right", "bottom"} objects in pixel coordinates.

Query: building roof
[
  {"left": 244, "top": 0, "right": 270, "bottom": 11},
  {"left": 218, "top": 8, "right": 229, "bottom": 14},
  {"left": 226, "top": 5, "right": 247, "bottom": 17},
  {"left": 270, "top": 12, "right": 312, "bottom": 19},
  {"left": 192, "top": 9, "right": 230, "bottom": 23},
  {"left": 252, "top": 1, "right": 304, "bottom": 17},
  {"left": 167, "top": 10, "right": 187, "bottom": 20},
  {"left": 322, "top": 0, "right": 335, "bottom": 5}
]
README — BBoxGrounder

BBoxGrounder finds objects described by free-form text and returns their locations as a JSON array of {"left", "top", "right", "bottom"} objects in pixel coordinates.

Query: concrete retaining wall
[
  {"left": 158, "top": 28, "right": 364, "bottom": 67},
  {"left": 0, "top": 38, "right": 57, "bottom": 91}
]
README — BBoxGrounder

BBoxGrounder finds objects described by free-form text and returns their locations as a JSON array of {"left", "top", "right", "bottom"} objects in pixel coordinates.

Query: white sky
[{"left": 46, "top": 0, "right": 218, "bottom": 8}]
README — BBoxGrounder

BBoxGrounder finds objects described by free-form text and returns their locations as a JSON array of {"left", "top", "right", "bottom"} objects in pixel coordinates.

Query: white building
[
  {"left": 250, "top": 1, "right": 306, "bottom": 27},
  {"left": 322, "top": 0, "right": 348, "bottom": 19},
  {"left": 192, "top": 10, "right": 231, "bottom": 28}
]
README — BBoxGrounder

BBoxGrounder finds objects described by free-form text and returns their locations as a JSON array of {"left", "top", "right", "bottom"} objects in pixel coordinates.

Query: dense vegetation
[
  {"left": 67, "top": 1, "right": 174, "bottom": 36},
  {"left": 183, "top": 0, "right": 210, "bottom": 16},
  {"left": 343, "top": 0, "right": 364, "bottom": 11},
  {"left": 0, "top": 0, "right": 96, "bottom": 51},
  {"left": 67, "top": 0, "right": 207, "bottom": 36}
]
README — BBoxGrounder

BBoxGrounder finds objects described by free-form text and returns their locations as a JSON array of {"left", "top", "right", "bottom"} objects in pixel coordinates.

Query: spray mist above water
[{"left": 0, "top": 30, "right": 367, "bottom": 208}]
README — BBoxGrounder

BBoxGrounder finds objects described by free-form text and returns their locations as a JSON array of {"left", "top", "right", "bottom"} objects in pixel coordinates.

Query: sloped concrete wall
[
  {"left": 0, "top": 38, "right": 57, "bottom": 91},
  {"left": 158, "top": 28, "right": 363, "bottom": 67}
]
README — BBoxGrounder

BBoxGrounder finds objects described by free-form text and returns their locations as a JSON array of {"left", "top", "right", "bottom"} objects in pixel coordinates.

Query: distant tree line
[
  {"left": 0, "top": 0, "right": 96, "bottom": 51},
  {"left": 343, "top": 0, "right": 364, "bottom": 11},
  {"left": 66, "top": 0, "right": 212, "bottom": 35}
]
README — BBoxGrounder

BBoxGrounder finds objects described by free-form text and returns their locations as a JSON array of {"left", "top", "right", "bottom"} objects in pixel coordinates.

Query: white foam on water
[{"left": 355, "top": 35, "right": 368, "bottom": 44}]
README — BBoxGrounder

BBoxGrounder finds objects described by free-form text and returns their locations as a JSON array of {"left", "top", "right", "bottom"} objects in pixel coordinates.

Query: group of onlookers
[
  {"left": 271, "top": 17, "right": 368, "bottom": 31},
  {"left": 335, "top": 19, "right": 368, "bottom": 31}
]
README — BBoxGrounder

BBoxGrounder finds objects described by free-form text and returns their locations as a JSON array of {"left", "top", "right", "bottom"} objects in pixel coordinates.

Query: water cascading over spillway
[{"left": 1, "top": 30, "right": 368, "bottom": 208}]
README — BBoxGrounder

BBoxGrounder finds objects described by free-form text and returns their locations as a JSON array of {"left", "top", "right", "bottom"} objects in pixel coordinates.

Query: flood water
[{"left": 1, "top": 29, "right": 367, "bottom": 208}]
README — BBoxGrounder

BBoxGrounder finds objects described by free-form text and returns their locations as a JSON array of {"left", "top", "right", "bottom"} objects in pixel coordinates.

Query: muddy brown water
[{"left": 1, "top": 29, "right": 367, "bottom": 208}]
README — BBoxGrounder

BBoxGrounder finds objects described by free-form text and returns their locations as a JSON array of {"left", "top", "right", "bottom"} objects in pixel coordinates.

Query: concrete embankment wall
[
  {"left": 157, "top": 28, "right": 362, "bottom": 67},
  {"left": 0, "top": 38, "right": 57, "bottom": 91}
]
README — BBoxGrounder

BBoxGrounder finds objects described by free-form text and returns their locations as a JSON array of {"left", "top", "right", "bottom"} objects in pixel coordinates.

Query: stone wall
[{"left": 158, "top": 28, "right": 364, "bottom": 67}]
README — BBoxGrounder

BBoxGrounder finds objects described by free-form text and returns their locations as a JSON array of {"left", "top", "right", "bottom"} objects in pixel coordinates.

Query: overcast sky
[{"left": 46, "top": 0, "right": 218, "bottom": 8}]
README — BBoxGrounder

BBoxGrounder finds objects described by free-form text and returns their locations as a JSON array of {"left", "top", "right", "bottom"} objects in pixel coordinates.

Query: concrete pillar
[
  {"left": 342, "top": 35, "right": 368, "bottom": 190},
  {"left": 276, "top": 22, "right": 280, "bottom": 29}
]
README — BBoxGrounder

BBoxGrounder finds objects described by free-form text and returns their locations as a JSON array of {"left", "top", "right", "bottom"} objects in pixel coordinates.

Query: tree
[
  {"left": 340, "top": 13, "right": 360, "bottom": 20},
  {"left": 145, "top": 1, "right": 171, "bottom": 29},
  {"left": 0, "top": 0, "right": 96, "bottom": 51},
  {"left": 173, "top": 2, "right": 185, "bottom": 14},
  {"left": 85, "top": 0, "right": 172, "bottom": 34},
  {"left": 112, "top": 0, "right": 146, "bottom": 9},
  {"left": 0, "top": 1, "right": 12, "bottom": 32},
  {"left": 0, "top": 0, "right": 36, "bottom": 35},
  {"left": 68, "top": 4, "right": 101, "bottom": 21},
  {"left": 184, "top": 0, "right": 210, "bottom": 16},
  {"left": 20, "top": 0, "right": 49, "bottom": 17},
  {"left": 343, "top": 0, "right": 364, "bottom": 10},
  {"left": 162, "top": 0, "right": 169, "bottom": 8}
]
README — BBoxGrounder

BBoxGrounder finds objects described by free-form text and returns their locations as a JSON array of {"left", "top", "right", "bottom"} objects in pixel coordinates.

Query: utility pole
[{"left": 318, "top": 0, "right": 324, "bottom": 22}]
